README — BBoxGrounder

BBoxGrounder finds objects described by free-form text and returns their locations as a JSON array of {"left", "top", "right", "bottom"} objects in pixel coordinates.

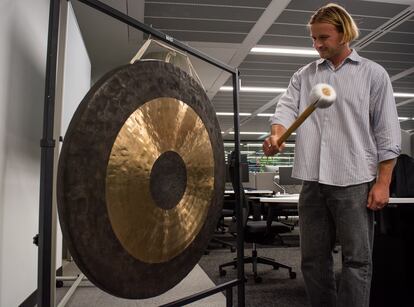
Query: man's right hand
[{"left": 262, "top": 135, "right": 285, "bottom": 156}]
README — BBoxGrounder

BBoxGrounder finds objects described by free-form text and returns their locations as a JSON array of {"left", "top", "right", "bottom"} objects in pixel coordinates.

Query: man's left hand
[{"left": 367, "top": 182, "right": 389, "bottom": 211}]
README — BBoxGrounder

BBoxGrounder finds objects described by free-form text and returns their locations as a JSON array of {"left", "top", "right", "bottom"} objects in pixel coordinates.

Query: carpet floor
[{"left": 199, "top": 232, "right": 342, "bottom": 307}]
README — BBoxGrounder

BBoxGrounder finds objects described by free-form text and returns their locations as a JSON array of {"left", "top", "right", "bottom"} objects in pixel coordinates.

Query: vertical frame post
[
  {"left": 38, "top": 0, "right": 61, "bottom": 305},
  {"left": 232, "top": 70, "right": 245, "bottom": 307}
]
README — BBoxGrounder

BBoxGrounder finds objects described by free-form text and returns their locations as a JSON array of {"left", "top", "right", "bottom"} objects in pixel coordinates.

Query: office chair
[
  {"left": 207, "top": 204, "right": 236, "bottom": 253},
  {"left": 218, "top": 152, "right": 296, "bottom": 283}
]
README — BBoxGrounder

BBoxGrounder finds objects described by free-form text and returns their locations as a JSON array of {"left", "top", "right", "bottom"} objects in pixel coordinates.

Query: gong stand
[{"left": 38, "top": 0, "right": 246, "bottom": 306}]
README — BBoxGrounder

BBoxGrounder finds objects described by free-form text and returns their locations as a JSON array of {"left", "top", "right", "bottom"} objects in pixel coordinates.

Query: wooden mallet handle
[
  {"left": 273, "top": 83, "right": 336, "bottom": 148},
  {"left": 277, "top": 104, "right": 317, "bottom": 146}
]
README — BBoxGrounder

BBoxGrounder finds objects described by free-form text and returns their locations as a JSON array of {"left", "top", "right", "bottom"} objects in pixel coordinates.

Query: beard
[
  {"left": 317, "top": 44, "right": 346, "bottom": 60},
  {"left": 318, "top": 48, "right": 335, "bottom": 59}
]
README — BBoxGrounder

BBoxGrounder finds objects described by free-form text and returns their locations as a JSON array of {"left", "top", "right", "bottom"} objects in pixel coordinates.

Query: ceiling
[{"left": 71, "top": 0, "right": 414, "bottom": 141}]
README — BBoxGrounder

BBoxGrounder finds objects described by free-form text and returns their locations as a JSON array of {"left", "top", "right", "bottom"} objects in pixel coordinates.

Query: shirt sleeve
[
  {"left": 270, "top": 70, "right": 301, "bottom": 128},
  {"left": 370, "top": 66, "right": 401, "bottom": 162}
]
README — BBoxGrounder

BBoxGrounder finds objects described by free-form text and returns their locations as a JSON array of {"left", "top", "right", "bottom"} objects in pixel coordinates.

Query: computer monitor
[
  {"left": 225, "top": 154, "right": 249, "bottom": 183},
  {"left": 278, "top": 166, "right": 302, "bottom": 185}
]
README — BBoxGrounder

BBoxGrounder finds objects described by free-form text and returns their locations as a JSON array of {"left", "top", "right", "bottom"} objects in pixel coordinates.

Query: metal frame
[
  {"left": 38, "top": 0, "right": 61, "bottom": 306},
  {"left": 38, "top": 0, "right": 245, "bottom": 306}
]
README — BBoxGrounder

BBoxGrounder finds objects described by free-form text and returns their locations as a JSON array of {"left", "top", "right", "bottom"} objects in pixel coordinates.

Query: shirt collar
[
  {"left": 316, "top": 49, "right": 361, "bottom": 66},
  {"left": 347, "top": 49, "right": 362, "bottom": 63}
]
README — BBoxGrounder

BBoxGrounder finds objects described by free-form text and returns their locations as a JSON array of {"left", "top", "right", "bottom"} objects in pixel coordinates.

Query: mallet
[{"left": 276, "top": 83, "right": 336, "bottom": 146}]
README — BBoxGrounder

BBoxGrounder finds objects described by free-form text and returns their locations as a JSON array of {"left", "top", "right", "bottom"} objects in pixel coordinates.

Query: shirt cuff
[
  {"left": 377, "top": 146, "right": 401, "bottom": 163},
  {"left": 270, "top": 116, "right": 291, "bottom": 129}
]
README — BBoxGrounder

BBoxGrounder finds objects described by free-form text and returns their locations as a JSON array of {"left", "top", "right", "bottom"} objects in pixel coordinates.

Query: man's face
[{"left": 310, "top": 22, "right": 345, "bottom": 60}]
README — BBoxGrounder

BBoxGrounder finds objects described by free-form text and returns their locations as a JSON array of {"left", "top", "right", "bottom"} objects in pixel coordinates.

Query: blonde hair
[{"left": 308, "top": 3, "right": 359, "bottom": 43}]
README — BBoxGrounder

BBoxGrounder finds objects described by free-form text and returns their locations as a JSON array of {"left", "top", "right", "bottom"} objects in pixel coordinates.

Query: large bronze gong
[{"left": 57, "top": 60, "right": 225, "bottom": 299}]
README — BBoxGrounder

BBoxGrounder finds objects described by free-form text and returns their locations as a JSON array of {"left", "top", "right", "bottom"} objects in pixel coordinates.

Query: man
[{"left": 263, "top": 3, "right": 401, "bottom": 307}]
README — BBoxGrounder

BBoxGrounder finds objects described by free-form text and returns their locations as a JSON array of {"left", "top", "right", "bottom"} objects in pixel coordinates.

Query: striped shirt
[{"left": 271, "top": 49, "right": 401, "bottom": 186}]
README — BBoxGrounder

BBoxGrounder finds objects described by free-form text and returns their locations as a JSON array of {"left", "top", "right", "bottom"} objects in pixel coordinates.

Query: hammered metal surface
[
  {"left": 106, "top": 98, "right": 214, "bottom": 263},
  {"left": 57, "top": 61, "right": 225, "bottom": 299}
]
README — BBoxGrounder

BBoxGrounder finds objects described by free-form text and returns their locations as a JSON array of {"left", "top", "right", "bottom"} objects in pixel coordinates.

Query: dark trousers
[{"left": 299, "top": 181, "right": 375, "bottom": 307}]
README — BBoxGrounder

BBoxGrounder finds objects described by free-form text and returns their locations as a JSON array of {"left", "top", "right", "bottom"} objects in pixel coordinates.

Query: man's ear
[{"left": 339, "top": 33, "right": 346, "bottom": 45}]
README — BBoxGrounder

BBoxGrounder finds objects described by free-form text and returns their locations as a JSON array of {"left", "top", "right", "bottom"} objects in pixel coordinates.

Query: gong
[{"left": 57, "top": 60, "right": 225, "bottom": 299}]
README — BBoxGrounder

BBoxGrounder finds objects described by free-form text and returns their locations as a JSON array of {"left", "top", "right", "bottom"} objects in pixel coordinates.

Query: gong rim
[{"left": 57, "top": 60, "right": 225, "bottom": 299}]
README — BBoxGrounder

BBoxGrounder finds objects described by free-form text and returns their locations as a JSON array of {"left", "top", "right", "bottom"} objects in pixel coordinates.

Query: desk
[
  {"left": 224, "top": 190, "right": 274, "bottom": 222},
  {"left": 225, "top": 189, "right": 274, "bottom": 195},
  {"left": 260, "top": 194, "right": 414, "bottom": 207},
  {"left": 260, "top": 196, "right": 414, "bottom": 205},
  {"left": 260, "top": 195, "right": 299, "bottom": 204}
]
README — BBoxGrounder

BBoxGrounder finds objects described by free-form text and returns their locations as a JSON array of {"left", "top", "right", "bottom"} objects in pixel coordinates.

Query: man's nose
[{"left": 314, "top": 40, "right": 323, "bottom": 49}]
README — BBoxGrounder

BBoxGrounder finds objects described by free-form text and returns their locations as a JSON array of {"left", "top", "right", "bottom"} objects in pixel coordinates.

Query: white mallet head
[{"left": 309, "top": 83, "right": 336, "bottom": 109}]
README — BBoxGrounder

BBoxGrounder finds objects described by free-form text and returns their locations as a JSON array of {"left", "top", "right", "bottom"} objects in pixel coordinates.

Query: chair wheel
[
  {"left": 254, "top": 276, "right": 262, "bottom": 283},
  {"left": 56, "top": 280, "right": 64, "bottom": 288},
  {"left": 289, "top": 271, "right": 296, "bottom": 279},
  {"left": 219, "top": 269, "right": 226, "bottom": 276}
]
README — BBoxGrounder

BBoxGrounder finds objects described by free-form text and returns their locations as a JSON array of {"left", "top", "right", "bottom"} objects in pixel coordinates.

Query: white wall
[
  {"left": 54, "top": 1, "right": 91, "bottom": 268},
  {"left": 0, "top": 0, "right": 49, "bottom": 306},
  {"left": 61, "top": 3, "right": 91, "bottom": 135},
  {"left": 0, "top": 0, "right": 90, "bottom": 305}
]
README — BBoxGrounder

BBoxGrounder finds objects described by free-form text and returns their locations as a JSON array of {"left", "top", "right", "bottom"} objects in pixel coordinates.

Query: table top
[
  {"left": 225, "top": 189, "right": 274, "bottom": 195},
  {"left": 260, "top": 195, "right": 299, "bottom": 203},
  {"left": 388, "top": 198, "right": 414, "bottom": 204},
  {"left": 260, "top": 195, "right": 414, "bottom": 204}
]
